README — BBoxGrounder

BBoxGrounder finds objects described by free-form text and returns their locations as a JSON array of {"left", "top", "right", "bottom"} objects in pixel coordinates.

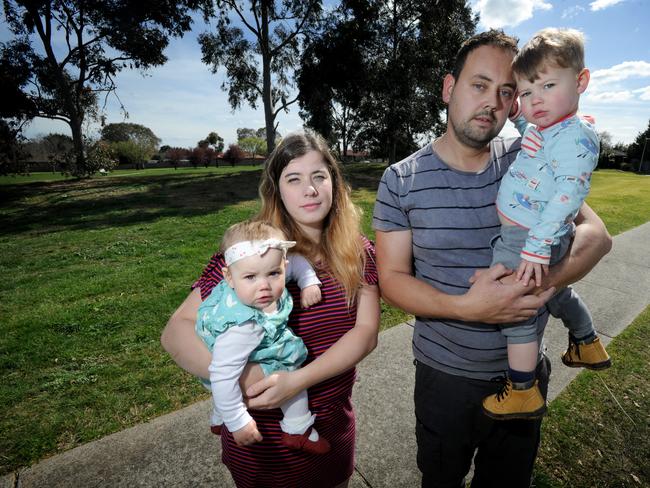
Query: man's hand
[
  {"left": 300, "top": 284, "right": 321, "bottom": 309},
  {"left": 232, "top": 419, "right": 263, "bottom": 446},
  {"left": 516, "top": 259, "right": 549, "bottom": 287},
  {"left": 462, "top": 264, "right": 555, "bottom": 323}
]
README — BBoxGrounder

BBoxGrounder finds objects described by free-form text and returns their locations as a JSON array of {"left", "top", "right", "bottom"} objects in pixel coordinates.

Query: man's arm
[
  {"left": 542, "top": 202, "right": 612, "bottom": 290},
  {"left": 375, "top": 229, "right": 555, "bottom": 324}
]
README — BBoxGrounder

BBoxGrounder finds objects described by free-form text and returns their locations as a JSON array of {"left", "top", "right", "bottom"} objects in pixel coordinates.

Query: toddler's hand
[
  {"left": 516, "top": 259, "right": 548, "bottom": 287},
  {"left": 232, "top": 419, "right": 263, "bottom": 446},
  {"left": 300, "top": 284, "right": 321, "bottom": 309},
  {"left": 509, "top": 96, "right": 521, "bottom": 120}
]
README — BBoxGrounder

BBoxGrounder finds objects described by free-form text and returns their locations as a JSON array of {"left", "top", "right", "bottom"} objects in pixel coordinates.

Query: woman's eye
[{"left": 544, "top": 83, "right": 555, "bottom": 89}]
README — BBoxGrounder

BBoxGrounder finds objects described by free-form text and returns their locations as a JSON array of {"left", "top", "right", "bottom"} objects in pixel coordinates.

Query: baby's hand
[
  {"left": 516, "top": 259, "right": 549, "bottom": 287},
  {"left": 232, "top": 419, "right": 263, "bottom": 446},
  {"left": 300, "top": 284, "right": 321, "bottom": 309}
]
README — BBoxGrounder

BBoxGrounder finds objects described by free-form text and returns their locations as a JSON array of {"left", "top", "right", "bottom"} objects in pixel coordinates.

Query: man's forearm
[
  {"left": 545, "top": 203, "right": 612, "bottom": 290},
  {"left": 379, "top": 269, "right": 463, "bottom": 320}
]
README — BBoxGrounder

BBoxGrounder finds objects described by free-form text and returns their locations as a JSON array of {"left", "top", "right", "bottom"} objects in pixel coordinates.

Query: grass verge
[{"left": 533, "top": 305, "right": 650, "bottom": 487}]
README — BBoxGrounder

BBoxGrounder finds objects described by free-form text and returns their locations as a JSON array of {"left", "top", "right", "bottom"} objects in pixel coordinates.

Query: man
[{"left": 372, "top": 30, "right": 611, "bottom": 488}]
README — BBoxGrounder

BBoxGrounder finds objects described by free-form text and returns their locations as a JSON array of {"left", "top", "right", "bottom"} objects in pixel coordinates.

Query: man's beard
[{"left": 450, "top": 111, "right": 500, "bottom": 150}]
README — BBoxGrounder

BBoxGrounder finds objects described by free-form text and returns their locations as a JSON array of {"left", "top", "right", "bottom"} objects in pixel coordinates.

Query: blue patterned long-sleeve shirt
[{"left": 496, "top": 114, "right": 599, "bottom": 264}]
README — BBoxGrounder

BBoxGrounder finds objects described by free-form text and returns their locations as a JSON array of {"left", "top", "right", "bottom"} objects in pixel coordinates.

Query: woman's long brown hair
[{"left": 257, "top": 131, "right": 366, "bottom": 305}]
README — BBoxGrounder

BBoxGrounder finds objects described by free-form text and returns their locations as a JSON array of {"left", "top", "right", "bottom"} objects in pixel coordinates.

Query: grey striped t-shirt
[{"left": 373, "top": 137, "right": 549, "bottom": 381}]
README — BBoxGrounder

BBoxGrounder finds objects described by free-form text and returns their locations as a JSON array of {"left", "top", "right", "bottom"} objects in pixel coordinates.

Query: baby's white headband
[{"left": 224, "top": 239, "right": 296, "bottom": 266}]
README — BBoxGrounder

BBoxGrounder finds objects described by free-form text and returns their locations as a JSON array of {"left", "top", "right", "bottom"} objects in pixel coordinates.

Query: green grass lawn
[
  {"left": 1, "top": 167, "right": 648, "bottom": 476},
  {"left": 533, "top": 305, "right": 650, "bottom": 487}
]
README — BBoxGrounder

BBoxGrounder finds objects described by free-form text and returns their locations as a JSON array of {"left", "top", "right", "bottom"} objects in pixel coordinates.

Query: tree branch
[
  {"left": 270, "top": 2, "right": 315, "bottom": 57},
  {"left": 272, "top": 93, "right": 298, "bottom": 117}
]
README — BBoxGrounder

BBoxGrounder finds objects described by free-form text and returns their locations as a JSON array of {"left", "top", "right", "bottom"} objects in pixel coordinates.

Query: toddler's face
[
  {"left": 225, "top": 249, "right": 286, "bottom": 312},
  {"left": 516, "top": 64, "right": 588, "bottom": 128}
]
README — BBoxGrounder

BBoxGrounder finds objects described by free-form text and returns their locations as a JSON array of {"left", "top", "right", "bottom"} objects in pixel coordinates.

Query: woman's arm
[
  {"left": 245, "top": 283, "right": 381, "bottom": 409},
  {"left": 161, "top": 287, "right": 212, "bottom": 379}
]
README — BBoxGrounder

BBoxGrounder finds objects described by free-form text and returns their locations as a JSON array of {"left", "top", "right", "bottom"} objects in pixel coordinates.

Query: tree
[
  {"left": 238, "top": 136, "right": 266, "bottom": 156},
  {"left": 628, "top": 119, "right": 650, "bottom": 172},
  {"left": 166, "top": 147, "right": 188, "bottom": 169},
  {"left": 0, "top": 119, "right": 29, "bottom": 175},
  {"left": 1, "top": 0, "right": 207, "bottom": 177},
  {"left": 300, "top": 0, "right": 476, "bottom": 164},
  {"left": 199, "top": 0, "right": 322, "bottom": 153},
  {"left": 41, "top": 133, "right": 74, "bottom": 171},
  {"left": 298, "top": 0, "right": 374, "bottom": 157},
  {"left": 223, "top": 143, "right": 245, "bottom": 166},
  {"left": 101, "top": 123, "right": 160, "bottom": 169},
  {"left": 206, "top": 131, "right": 224, "bottom": 152}
]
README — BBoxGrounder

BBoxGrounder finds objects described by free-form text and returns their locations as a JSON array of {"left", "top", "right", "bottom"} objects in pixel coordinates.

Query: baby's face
[
  {"left": 516, "top": 63, "right": 588, "bottom": 128},
  {"left": 225, "top": 249, "right": 286, "bottom": 312}
]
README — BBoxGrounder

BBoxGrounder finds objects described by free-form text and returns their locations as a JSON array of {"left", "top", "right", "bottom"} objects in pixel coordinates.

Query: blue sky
[{"left": 6, "top": 0, "right": 650, "bottom": 147}]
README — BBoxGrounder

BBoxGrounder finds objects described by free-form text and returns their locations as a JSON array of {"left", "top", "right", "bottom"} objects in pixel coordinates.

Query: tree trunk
[
  {"left": 260, "top": 0, "right": 276, "bottom": 154},
  {"left": 68, "top": 115, "right": 86, "bottom": 176},
  {"left": 388, "top": 137, "right": 397, "bottom": 166}
]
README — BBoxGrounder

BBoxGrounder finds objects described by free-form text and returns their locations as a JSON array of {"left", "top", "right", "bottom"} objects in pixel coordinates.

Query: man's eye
[
  {"left": 501, "top": 90, "right": 513, "bottom": 98},
  {"left": 473, "top": 84, "right": 485, "bottom": 91}
]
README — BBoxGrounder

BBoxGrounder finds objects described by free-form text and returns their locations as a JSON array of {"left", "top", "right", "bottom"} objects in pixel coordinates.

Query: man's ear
[
  {"left": 577, "top": 68, "right": 590, "bottom": 94},
  {"left": 442, "top": 74, "right": 456, "bottom": 104},
  {"left": 223, "top": 267, "right": 234, "bottom": 288}
]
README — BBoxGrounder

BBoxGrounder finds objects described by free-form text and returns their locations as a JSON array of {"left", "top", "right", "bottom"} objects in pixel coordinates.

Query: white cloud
[
  {"left": 589, "top": 0, "right": 625, "bottom": 11},
  {"left": 589, "top": 61, "right": 650, "bottom": 94},
  {"left": 583, "top": 90, "right": 634, "bottom": 103},
  {"left": 633, "top": 86, "right": 650, "bottom": 101},
  {"left": 474, "top": 0, "right": 552, "bottom": 29},
  {"left": 561, "top": 5, "right": 585, "bottom": 19}
]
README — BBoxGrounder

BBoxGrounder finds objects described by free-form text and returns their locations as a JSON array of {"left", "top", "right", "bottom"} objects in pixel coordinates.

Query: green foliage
[
  {"left": 1, "top": 0, "right": 206, "bottom": 176},
  {"left": 627, "top": 118, "right": 650, "bottom": 172},
  {"left": 237, "top": 136, "right": 267, "bottom": 156},
  {"left": 299, "top": 0, "right": 477, "bottom": 163},
  {"left": 206, "top": 131, "right": 224, "bottom": 152},
  {"left": 109, "top": 140, "right": 152, "bottom": 167},
  {"left": 199, "top": 0, "right": 322, "bottom": 152}
]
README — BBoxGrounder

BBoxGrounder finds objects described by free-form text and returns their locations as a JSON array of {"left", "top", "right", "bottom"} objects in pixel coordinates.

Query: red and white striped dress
[{"left": 193, "top": 238, "right": 378, "bottom": 488}]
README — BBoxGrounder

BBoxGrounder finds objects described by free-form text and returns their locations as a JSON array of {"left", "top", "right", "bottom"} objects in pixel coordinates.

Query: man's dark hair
[{"left": 452, "top": 29, "right": 519, "bottom": 80}]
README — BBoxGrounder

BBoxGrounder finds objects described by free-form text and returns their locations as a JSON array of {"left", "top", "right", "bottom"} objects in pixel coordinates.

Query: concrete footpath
[{"left": 5, "top": 222, "right": 650, "bottom": 488}]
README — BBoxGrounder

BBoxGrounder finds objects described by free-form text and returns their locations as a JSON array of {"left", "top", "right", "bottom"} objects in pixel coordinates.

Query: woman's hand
[{"left": 245, "top": 370, "right": 304, "bottom": 410}]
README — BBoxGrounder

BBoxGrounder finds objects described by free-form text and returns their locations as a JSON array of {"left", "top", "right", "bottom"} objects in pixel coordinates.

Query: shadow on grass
[
  {"left": 0, "top": 170, "right": 263, "bottom": 236},
  {"left": 0, "top": 164, "right": 388, "bottom": 237}
]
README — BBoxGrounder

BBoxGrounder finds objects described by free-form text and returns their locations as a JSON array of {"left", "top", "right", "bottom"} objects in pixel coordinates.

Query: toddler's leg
[
  {"left": 548, "top": 288, "right": 611, "bottom": 370},
  {"left": 279, "top": 390, "right": 330, "bottom": 454},
  {"left": 483, "top": 329, "right": 546, "bottom": 420}
]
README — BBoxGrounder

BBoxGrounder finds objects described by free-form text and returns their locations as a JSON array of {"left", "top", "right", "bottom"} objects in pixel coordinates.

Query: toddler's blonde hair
[{"left": 513, "top": 28, "right": 585, "bottom": 82}]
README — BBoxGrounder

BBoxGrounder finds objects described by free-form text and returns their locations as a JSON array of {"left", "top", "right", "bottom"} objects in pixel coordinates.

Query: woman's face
[{"left": 278, "top": 150, "right": 333, "bottom": 240}]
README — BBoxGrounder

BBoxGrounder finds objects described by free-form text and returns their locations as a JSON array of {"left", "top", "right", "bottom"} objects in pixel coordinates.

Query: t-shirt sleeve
[
  {"left": 373, "top": 165, "right": 410, "bottom": 231},
  {"left": 192, "top": 253, "right": 226, "bottom": 300},
  {"left": 362, "top": 237, "right": 379, "bottom": 286}
]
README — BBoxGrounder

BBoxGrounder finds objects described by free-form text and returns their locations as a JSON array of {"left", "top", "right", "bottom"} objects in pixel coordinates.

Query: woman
[{"left": 161, "top": 131, "right": 380, "bottom": 488}]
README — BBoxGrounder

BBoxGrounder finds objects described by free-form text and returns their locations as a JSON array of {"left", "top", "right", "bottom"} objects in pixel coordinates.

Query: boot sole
[
  {"left": 482, "top": 405, "right": 547, "bottom": 421},
  {"left": 561, "top": 356, "right": 612, "bottom": 370}
]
